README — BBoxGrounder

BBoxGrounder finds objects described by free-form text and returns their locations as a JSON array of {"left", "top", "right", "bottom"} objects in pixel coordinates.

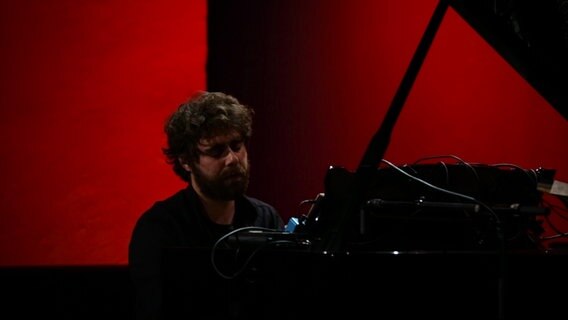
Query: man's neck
[{"left": 194, "top": 188, "right": 235, "bottom": 225}]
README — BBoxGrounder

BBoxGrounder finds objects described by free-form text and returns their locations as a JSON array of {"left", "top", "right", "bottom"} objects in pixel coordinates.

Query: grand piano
[
  {"left": 164, "top": 1, "right": 568, "bottom": 319},
  {"left": 298, "top": 0, "right": 568, "bottom": 255}
]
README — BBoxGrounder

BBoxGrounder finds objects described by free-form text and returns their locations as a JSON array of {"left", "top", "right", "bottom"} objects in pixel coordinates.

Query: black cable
[
  {"left": 381, "top": 159, "right": 501, "bottom": 225},
  {"left": 210, "top": 226, "right": 296, "bottom": 280},
  {"left": 411, "top": 155, "right": 481, "bottom": 193}
]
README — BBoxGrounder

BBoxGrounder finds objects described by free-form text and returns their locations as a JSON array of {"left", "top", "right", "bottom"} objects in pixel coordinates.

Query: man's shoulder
[
  {"left": 244, "top": 195, "right": 276, "bottom": 212},
  {"left": 137, "top": 189, "right": 189, "bottom": 222},
  {"left": 243, "top": 195, "right": 283, "bottom": 229}
]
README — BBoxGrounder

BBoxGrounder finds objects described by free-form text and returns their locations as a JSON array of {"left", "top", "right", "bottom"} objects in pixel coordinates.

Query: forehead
[{"left": 198, "top": 130, "right": 241, "bottom": 147}]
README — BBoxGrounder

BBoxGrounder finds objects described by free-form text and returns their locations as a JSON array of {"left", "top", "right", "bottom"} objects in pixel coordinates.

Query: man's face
[{"left": 190, "top": 130, "right": 250, "bottom": 201}]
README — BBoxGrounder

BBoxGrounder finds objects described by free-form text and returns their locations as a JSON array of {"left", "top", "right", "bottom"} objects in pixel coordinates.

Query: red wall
[
  {"left": 0, "top": 0, "right": 205, "bottom": 265},
  {"left": 0, "top": 0, "right": 566, "bottom": 266}
]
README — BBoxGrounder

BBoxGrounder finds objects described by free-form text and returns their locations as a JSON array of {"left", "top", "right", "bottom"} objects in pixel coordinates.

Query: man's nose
[{"left": 224, "top": 148, "right": 239, "bottom": 165}]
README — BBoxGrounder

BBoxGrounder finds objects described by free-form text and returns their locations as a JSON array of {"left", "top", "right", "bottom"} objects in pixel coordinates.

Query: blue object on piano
[{"left": 285, "top": 217, "right": 299, "bottom": 233}]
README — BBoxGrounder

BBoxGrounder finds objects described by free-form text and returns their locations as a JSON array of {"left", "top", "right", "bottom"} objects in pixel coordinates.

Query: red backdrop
[
  {"left": 0, "top": 0, "right": 205, "bottom": 265},
  {"left": 0, "top": 0, "right": 566, "bottom": 266}
]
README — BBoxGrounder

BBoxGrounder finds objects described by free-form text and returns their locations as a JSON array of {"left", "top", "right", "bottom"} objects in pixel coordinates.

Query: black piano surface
[{"left": 162, "top": 245, "right": 568, "bottom": 320}]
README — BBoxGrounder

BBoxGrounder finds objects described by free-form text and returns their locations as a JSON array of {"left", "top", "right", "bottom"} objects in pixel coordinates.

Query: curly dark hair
[{"left": 163, "top": 91, "right": 254, "bottom": 182}]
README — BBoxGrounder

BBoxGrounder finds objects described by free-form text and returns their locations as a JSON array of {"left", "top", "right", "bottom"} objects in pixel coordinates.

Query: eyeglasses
[{"left": 197, "top": 138, "right": 245, "bottom": 159}]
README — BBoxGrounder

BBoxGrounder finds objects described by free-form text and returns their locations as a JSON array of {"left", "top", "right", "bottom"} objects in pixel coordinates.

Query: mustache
[{"left": 220, "top": 166, "right": 247, "bottom": 178}]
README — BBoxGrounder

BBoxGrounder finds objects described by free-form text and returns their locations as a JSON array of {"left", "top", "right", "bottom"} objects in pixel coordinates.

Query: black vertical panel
[
  {"left": 207, "top": 0, "right": 339, "bottom": 219},
  {"left": 207, "top": 0, "right": 266, "bottom": 99}
]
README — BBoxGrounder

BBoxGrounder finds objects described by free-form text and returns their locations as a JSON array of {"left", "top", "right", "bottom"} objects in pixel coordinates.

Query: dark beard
[{"left": 192, "top": 164, "right": 250, "bottom": 201}]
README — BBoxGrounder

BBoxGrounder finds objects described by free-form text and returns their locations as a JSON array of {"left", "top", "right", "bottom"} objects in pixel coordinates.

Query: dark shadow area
[
  {"left": 163, "top": 246, "right": 568, "bottom": 320},
  {"left": 0, "top": 266, "right": 133, "bottom": 319}
]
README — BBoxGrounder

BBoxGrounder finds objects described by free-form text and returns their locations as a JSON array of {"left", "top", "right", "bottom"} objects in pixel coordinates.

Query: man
[{"left": 129, "top": 91, "right": 284, "bottom": 319}]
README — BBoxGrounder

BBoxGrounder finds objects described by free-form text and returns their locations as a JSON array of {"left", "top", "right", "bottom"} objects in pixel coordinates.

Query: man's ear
[{"left": 178, "top": 157, "right": 192, "bottom": 173}]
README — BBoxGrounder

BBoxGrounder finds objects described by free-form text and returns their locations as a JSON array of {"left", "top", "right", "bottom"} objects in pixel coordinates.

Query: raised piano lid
[{"left": 448, "top": 0, "right": 568, "bottom": 120}]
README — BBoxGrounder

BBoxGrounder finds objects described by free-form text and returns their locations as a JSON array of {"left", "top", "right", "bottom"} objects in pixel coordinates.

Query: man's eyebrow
[
  {"left": 198, "top": 142, "right": 220, "bottom": 149},
  {"left": 200, "top": 136, "right": 243, "bottom": 146}
]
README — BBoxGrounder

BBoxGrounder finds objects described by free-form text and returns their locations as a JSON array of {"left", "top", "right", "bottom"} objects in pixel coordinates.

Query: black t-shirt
[{"left": 128, "top": 186, "right": 284, "bottom": 320}]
